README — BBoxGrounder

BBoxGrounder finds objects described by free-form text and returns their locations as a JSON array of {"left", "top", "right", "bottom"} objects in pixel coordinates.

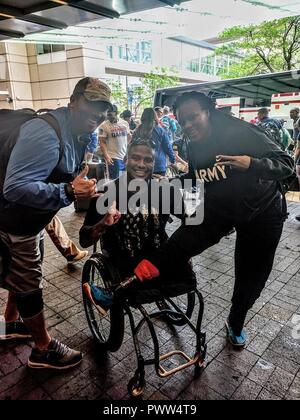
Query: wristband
[{"left": 64, "top": 182, "right": 76, "bottom": 202}]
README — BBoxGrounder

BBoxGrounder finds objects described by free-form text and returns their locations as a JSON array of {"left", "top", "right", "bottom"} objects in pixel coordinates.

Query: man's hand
[
  {"left": 215, "top": 155, "right": 251, "bottom": 171},
  {"left": 72, "top": 165, "right": 97, "bottom": 198},
  {"left": 183, "top": 162, "right": 189, "bottom": 172},
  {"left": 105, "top": 155, "right": 114, "bottom": 166},
  {"left": 100, "top": 201, "right": 121, "bottom": 227}
]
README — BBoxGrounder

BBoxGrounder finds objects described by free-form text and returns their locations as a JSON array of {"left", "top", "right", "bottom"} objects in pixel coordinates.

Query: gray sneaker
[{"left": 28, "top": 338, "right": 82, "bottom": 370}]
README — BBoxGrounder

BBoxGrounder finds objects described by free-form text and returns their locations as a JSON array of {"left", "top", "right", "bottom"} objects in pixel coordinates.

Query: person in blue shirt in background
[
  {"left": 0, "top": 77, "right": 112, "bottom": 371},
  {"left": 161, "top": 106, "right": 178, "bottom": 142},
  {"left": 133, "top": 108, "right": 175, "bottom": 176},
  {"left": 257, "top": 107, "right": 284, "bottom": 150},
  {"left": 85, "top": 130, "right": 99, "bottom": 162}
]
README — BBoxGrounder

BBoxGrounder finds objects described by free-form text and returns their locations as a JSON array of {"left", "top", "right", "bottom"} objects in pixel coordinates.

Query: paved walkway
[{"left": 1, "top": 201, "right": 300, "bottom": 400}]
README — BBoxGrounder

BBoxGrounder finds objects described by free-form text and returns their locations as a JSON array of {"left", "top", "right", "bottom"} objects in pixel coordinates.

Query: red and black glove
[{"left": 134, "top": 259, "right": 160, "bottom": 282}]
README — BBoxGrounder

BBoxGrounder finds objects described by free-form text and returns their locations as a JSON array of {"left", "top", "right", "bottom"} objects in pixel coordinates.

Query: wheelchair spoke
[
  {"left": 82, "top": 254, "right": 124, "bottom": 352},
  {"left": 89, "top": 269, "right": 111, "bottom": 341}
]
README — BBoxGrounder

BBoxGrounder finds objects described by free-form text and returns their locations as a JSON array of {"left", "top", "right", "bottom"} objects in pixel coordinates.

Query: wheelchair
[{"left": 82, "top": 251, "right": 206, "bottom": 398}]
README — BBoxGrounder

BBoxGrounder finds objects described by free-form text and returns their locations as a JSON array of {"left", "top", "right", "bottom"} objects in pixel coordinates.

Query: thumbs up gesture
[
  {"left": 72, "top": 165, "right": 98, "bottom": 199},
  {"left": 79, "top": 165, "right": 89, "bottom": 179}
]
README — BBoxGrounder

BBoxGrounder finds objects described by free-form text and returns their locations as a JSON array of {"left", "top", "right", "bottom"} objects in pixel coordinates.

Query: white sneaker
[{"left": 68, "top": 250, "right": 88, "bottom": 263}]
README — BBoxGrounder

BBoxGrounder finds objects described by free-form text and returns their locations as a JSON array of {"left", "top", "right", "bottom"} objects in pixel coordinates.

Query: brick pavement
[{"left": 0, "top": 201, "right": 300, "bottom": 400}]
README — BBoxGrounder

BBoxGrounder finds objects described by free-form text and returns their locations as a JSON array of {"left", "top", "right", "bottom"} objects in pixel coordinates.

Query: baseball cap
[
  {"left": 109, "top": 104, "right": 118, "bottom": 113},
  {"left": 122, "top": 109, "right": 133, "bottom": 118},
  {"left": 73, "top": 77, "right": 112, "bottom": 109}
]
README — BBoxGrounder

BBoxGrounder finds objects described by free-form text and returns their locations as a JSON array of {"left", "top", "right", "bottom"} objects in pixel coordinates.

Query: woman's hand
[{"left": 214, "top": 155, "right": 251, "bottom": 171}]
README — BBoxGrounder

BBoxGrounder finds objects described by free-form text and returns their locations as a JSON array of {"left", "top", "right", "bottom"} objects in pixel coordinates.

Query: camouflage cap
[{"left": 73, "top": 77, "right": 112, "bottom": 107}]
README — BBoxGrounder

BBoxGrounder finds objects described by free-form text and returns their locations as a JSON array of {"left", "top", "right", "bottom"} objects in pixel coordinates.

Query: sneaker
[
  {"left": 28, "top": 338, "right": 82, "bottom": 370},
  {"left": 67, "top": 250, "right": 88, "bottom": 263},
  {"left": 0, "top": 320, "right": 31, "bottom": 341},
  {"left": 225, "top": 320, "right": 247, "bottom": 348},
  {"left": 82, "top": 283, "right": 113, "bottom": 316}
]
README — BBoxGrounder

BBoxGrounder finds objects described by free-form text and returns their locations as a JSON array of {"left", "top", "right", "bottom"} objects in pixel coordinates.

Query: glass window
[
  {"left": 116, "top": 42, "right": 152, "bottom": 64},
  {"left": 106, "top": 45, "right": 113, "bottom": 59},
  {"left": 36, "top": 44, "right": 65, "bottom": 55},
  {"left": 36, "top": 44, "right": 51, "bottom": 55},
  {"left": 52, "top": 44, "right": 65, "bottom": 53}
]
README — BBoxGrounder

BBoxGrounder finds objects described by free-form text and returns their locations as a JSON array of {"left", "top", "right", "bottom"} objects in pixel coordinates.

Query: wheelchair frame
[{"left": 82, "top": 251, "right": 207, "bottom": 398}]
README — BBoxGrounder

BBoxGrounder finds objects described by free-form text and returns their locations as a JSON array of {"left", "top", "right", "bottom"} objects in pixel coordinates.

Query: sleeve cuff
[
  {"left": 60, "top": 183, "right": 73, "bottom": 207},
  {"left": 249, "top": 157, "right": 261, "bottom": 173}
]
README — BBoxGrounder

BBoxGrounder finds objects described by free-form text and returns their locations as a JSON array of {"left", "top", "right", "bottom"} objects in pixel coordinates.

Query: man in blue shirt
[
  {"left": 257, "top": 108, "right": 284, "bottom": 150},
  {"left": 0, "top": 77, "right": 112, "bottom": 370},
  {"left": 85, "top": 130, "right": 99, "bottom": 162}
]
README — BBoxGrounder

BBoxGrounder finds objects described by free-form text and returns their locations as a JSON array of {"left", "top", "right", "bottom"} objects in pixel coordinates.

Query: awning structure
[
  {"left": 0, "top": 0, "right": 188, "bottom": 41},
  {"left": 155, "top": 70, "right": 300, "bottom": 105}
]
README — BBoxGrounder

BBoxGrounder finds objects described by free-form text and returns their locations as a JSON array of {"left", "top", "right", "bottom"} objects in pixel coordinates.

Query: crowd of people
[
  {"left": 0, "top": 76, "right": 297, "bottom": 373},
  {"left": 250, "top": 107, "right": 300, "bottom": 219}
]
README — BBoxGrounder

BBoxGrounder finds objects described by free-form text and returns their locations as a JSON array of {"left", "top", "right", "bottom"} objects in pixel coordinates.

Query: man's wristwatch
[{"left": 64, "top": 182, "right": 76, "bottom": 202}]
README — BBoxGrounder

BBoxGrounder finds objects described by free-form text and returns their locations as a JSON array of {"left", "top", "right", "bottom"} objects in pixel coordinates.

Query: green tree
[
  {"left": 216, "top": 16, "right": 300, "bottom": 79},
  {"left": 133, "top": 67, "right": 180, "bottom": 115},
  {"left": 108, "top": 80, "right": 128, "bottom": 110}
]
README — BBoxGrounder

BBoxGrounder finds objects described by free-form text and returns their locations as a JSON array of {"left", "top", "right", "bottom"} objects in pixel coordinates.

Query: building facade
[{"left": 0, "top": 36, "right": 233, "bottom": 110}]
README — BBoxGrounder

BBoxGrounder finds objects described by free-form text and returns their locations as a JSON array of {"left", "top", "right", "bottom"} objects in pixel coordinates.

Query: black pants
[{"left": 151, "top": 199, "right": 285, "bottom": 335}]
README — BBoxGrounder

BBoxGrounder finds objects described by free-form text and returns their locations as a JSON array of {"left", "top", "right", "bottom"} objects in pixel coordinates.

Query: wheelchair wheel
[
  {"left": 82, "top": 253, "right": 124, "bottom": 352},
  {"left": 128, "top": 372, "right": 145, "bottom": 398},
  {"left": 156, "top": 291, "right": 195, "bottom": 326}
]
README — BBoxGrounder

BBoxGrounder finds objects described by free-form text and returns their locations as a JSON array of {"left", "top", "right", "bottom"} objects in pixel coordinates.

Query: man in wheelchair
[{"left": 80, "top": 138, "right": 196, "bottom": 314}]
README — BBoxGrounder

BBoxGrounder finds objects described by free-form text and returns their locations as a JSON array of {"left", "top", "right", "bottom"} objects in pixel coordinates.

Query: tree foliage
[
  {"left": 134, "top": 67, "right": 179, "bottom": 114},
  {"left": 108, "top": 80, "right": 128, "bottom": 110},
  {"left": 108, "top": 67, "right": 179, "bottom": 116},
  {"left": 216, "top": 16, "right": 300, "bottom": 79}
]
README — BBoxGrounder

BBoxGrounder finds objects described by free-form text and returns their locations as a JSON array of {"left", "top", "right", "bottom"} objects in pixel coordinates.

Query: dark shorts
[{"left": 0, "top": 231, "right": 43, "bottom": 294}]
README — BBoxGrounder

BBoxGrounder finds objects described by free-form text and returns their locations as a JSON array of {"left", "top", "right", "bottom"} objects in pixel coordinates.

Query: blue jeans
[{"left": 108, "top": 159, "right": 125, "bottom": 180}]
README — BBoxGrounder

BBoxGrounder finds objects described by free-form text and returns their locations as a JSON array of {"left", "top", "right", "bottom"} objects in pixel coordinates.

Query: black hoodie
[{"left": 183, "top": 111, "right": 294, "bottom": 222}]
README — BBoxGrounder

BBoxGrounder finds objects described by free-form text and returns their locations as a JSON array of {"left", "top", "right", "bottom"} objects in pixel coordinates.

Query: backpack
[
  {"left": 0, "top": 108, "right": 63, "bottom": 283},
  {"left": 168, "top": 117, "right": 178, "bottom": 134},
  {"left": 257, "top": 119, "right": 284, "bottom": 150},
  {"left": 0, "top": 108, "right": 63, "bottom": 193}
]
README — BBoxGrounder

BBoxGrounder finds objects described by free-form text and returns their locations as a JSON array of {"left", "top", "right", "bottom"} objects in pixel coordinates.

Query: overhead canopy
[
  {"left": 154, "top": 70, "right": 300, "bottom": 106},
  {"left": 0, "top": 0, "right": 188, "bottom": 41}
]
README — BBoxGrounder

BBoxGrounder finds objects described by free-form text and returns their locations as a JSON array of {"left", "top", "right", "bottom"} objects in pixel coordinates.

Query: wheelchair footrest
[{"left": 158, "top": 350, "right": 200, "bottom": 378}]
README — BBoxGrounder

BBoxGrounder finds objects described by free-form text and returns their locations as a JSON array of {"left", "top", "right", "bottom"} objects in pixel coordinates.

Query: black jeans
[{"left": 150, "top": 198, "right": 285, "bottom": 335}]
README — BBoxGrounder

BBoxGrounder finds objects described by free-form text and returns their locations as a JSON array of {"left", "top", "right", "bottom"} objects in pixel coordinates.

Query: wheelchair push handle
[{"left": 115, "top": 275, "right": 138, "bottom": 291}]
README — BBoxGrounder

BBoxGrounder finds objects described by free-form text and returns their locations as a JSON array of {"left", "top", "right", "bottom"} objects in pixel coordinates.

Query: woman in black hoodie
[{"left": 92, "top": 92, "right": 294, "bottom": 348}]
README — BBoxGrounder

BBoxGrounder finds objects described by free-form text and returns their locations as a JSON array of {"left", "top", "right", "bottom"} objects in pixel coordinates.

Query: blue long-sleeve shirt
[
  {"left": 152, "top": 125, "right": 175, "bottom": 173},
  {"left": 3, "top": 107, "right": 90, "bottom": 211}
]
